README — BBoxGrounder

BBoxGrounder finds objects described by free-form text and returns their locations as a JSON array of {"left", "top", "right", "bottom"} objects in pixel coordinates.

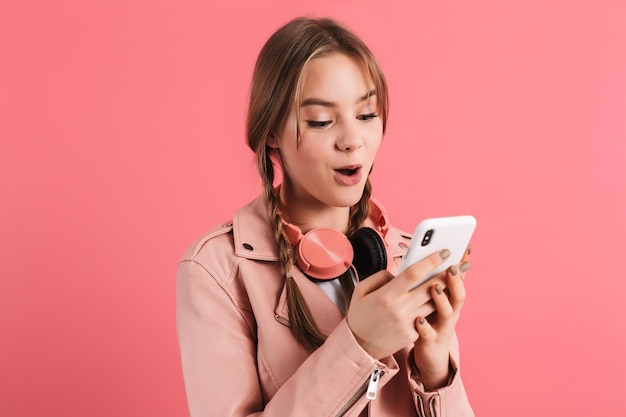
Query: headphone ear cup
[
  {"left": 296, "top": 228, "right": 354, "bottom": 280},
  {"left": 348, "top": 227, "right": 388, "bottom": 280}
]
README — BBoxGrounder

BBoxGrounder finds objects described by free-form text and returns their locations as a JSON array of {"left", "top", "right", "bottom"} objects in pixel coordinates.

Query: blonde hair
[{"left": 246, "top": 17, "right": 389, "bottom": 351}]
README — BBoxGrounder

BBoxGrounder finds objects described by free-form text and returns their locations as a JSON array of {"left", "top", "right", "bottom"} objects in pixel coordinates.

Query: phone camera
[{"left": 421, "top": 229, "right": 433, "bottom": 246}]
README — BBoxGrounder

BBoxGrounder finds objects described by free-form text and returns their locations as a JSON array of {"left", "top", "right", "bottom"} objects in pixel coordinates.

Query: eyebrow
[{"left": 300, "top": 90, "right": 377, "bottom": 108}]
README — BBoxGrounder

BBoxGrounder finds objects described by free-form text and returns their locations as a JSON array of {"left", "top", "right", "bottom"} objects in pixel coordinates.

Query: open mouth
[
  {"left": 333, "top": 165, "right": 363, "bottom": 186},
  {"left": 336, "top": 167, "right": 359, "bottom": 176}
]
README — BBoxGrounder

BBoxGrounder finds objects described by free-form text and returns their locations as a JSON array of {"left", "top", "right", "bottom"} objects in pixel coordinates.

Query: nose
[{"left": 335, "top": 120, "right": 363, "bottom": 152}]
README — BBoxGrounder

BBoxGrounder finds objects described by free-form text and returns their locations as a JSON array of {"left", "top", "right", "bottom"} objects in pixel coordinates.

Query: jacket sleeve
[
  {"left": 176, "top": 258, "right": 400, "bottom": 417},
  {"left": 406, "top": 333, "right": 475, "bottom": 417}
]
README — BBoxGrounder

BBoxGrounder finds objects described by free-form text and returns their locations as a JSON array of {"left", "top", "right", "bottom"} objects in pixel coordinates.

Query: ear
[
  {"left": 268, "top": 146, "right": 283, "bottom": 169},
  {"left": 267, "top": 136, "right": 279, "bottom": 149}
]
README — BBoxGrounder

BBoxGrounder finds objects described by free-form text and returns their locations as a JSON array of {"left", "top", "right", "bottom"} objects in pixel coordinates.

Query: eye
[
  {"left": 357, "top": 113, "right": 379, "bottom": 122},
  {"left": 306, "top": 120, "right": 332, "bottom": 128}
]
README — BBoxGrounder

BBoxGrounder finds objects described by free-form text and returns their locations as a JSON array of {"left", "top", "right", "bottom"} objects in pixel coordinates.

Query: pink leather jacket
[{"left": 176, "top": 194, "right": 474, "bottom": 417}]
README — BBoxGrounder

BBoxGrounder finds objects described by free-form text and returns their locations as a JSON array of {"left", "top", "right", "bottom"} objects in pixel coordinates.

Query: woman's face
[{"left": 273, "top": 53, "right": 383, "bottom": 215}]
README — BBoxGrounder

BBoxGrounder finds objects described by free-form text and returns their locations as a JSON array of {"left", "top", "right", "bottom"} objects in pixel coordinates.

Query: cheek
[
  {"left": 366, "top": 118, "right": 384, "bottom": 137},
  {"left": 294, "top": 149, "right": 326, "bottom": 166},
  {"left": 281, "top": 144, "right": 323, "bottom": 174},
  {"left": 292, "top": 134, "right": 331, "bottom": 163},
  {"left": 367, "top": 126, "right": 384, "bottom": 152}
]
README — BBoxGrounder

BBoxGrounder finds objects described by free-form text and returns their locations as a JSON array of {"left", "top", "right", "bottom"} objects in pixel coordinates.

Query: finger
[
  {"left": 413, "top": 297, "right": 437, "bottom": 319},
  {"left": 445, "top": 265, "right": 467, "bottom": 312},
  {"left": 393, "top": 249, "right": 450, "bottom": 294},
  {"left": 458, "top": 261, "right": 471, "bottom": 282},
  {"left": 431, "top": 283, "right": 454, "bottom": 322},
  {"left": 415, "top": 316, "right": 437, "bottom": 343},
  {"left": 352, "top": 269, "right": 394, "bottom": 298}
]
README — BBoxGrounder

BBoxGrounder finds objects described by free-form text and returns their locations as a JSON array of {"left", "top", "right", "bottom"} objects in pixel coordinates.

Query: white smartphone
[{"left": 399, "top": 215, "right": 476, "bottom": 289}]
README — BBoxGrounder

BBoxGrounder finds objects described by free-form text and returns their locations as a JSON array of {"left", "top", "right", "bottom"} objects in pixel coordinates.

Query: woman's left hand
[{"left": 413, "top": 248, "right": 471, "bottom": 391}]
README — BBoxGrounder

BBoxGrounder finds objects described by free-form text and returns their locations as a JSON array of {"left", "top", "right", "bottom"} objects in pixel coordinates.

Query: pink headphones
[
  {"left": 282, "top": 201, "right": 391, "bottom": 281},
  {"left": 283, "top": 225, "right": 354, "bottom": 280}
]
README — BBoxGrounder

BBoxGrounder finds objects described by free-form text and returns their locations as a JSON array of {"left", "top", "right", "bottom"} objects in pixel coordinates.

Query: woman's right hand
[{"left": 345, "top": 250, "right": 451, "bottom": 360}]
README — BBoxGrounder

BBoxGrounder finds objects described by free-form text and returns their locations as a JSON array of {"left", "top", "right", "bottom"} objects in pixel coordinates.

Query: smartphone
[{"left": 399, "top": 215, "right": 476, "bottom": 289}]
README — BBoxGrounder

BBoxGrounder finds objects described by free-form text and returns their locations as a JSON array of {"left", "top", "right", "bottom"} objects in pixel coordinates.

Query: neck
[{"left": 278, "top": 191, "right": 351, "bottom": 235}]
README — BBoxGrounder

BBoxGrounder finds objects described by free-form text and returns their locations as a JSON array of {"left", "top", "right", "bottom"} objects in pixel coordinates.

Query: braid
[
  {"left": 261, "top": 149, "right": 326, "bottom": 351},
  {"left": 347, "top": 178, "right": 372, "bottom": 235},
  {"left": 261, "top": 152, "right": 292, "bottom": 271}
]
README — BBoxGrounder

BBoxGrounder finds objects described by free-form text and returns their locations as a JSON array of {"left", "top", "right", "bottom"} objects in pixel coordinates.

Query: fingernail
[
  {"left": 418, "top": 317, "right": 425, "bottom": 325},
  {"left": 449, "top": 265, "right": 458, "bottom": 276},
  {"left": 435, "top": 284, "right": 443, "bottom": 295},
  {"left": 459, "top": 262, "right": 471, "bottom": 272},
  {"left": 439, "top": 249, "right": 451, "bottom": 259}
]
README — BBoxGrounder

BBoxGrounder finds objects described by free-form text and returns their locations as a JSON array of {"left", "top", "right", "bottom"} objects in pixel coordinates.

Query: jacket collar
[
  {"left": 232, "top": 195, "right": 280, "bottom": 261},
  {"left": 232, "top": 193, "right": 408, "bottom": 262}
]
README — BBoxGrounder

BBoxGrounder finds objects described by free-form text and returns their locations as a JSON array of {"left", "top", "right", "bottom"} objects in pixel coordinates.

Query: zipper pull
[{"left": 366, "top": 368, "right": 382, "bottom": 400}]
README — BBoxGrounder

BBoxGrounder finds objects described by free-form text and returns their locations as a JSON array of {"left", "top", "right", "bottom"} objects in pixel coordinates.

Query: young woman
[{"left": 177, "top": 17, "right": 474, "bottom": 417}]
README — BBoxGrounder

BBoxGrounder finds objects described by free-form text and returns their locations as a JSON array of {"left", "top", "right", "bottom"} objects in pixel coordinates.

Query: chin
[{"left": 332, "top": 189, "right": 366, "bottom": 208}]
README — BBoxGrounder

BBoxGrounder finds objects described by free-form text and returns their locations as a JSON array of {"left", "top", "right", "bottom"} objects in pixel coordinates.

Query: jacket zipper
[
  {"left": 429, "top": 395, "right": 438, "bottom": 417},
  {"left": 365, "top": 368, "right": 382, "bottom": 400},
  {"left": 335, "top": 367, "right": 383, "bottom": 417}
]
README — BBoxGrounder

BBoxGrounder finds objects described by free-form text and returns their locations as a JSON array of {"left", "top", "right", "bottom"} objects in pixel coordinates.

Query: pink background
[{"left": 2, "top": 1, "right": 625, "bottom": 416}]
